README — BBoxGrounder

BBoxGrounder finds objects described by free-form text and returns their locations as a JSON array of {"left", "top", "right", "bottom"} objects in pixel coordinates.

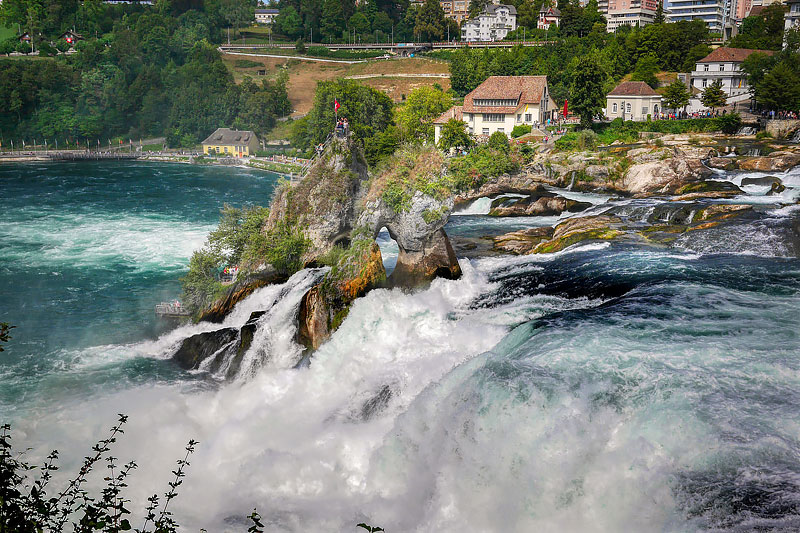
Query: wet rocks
[
  {"left": 488, "top": 195, "right": 592, "bottom": 217},
  {"left": 741, "top": 176, "right": 782, "bottom": 188},
  {"left": 172, "top": 327, "right": 238, "bottom": 370},
  {"left": 738, "top": 151, "right": 800, "bottom": 172},
  {"left": 707, "top": 157, "right": 737, "bottom": 171},
  {"left": 493, "top": 227, "right": 554, "bottom": 254}
]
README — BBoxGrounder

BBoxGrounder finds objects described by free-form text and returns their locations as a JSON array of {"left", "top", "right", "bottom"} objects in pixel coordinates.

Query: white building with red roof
[
  {"left": 434, "top": 76, "right": 552, "bottom": 142},
  {"left": 606, "top": 81, "right": 662, "bottom": 121},
  {"left": 690, "top": 47, "right": 775, "bottom": 99}
]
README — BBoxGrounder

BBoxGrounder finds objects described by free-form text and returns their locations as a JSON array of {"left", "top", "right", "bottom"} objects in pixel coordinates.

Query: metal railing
[{"left": 155, "top": 302, "right": 191, "bottom": 317}]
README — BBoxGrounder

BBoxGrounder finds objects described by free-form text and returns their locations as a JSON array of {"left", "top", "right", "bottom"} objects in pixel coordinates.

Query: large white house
[
  {"left": 434, "top": 76, "right": 552, "bottom": 143},
  {"left": 606, "top": 81, "right": 662, "bottom": 121},
  {"left": 787, "top": 0, "right": 800, "bottom": 47},
  {"left": 461, "top": 4, "right": 517, "bottom": 42},
  {"left": 255, "top": 8, "right": 279, "bottom": 24},
  {"left": 690, "top": 47, "right": 774, "bottom": 101}
]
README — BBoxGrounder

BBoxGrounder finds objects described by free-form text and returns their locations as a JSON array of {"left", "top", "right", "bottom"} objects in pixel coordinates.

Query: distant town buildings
[
  {"left": 537, "top": 6, "right": 561, "bottom": 30},
  {"left": 202, "top": 129, "right": 259, "bottom": 158},
  {"left": 441, "top": 0, "right": 470, "bottom": 24},
  {"left": 665, "top": 0, "right": 729, "bottom": 33},
  {"left": 690, "top": 47, "right": 774, "bottom": 101},
  {"left": 461, "top": 4, "right": 517, "bottom": 42},
  {"left": 606, "top": 0, "right": 659, "bottom": 31},
  {"left": 434, "top": 76, "right": 553, "bottom": 143},
  {"left": 606, "top": 81, "right": 662, "bottom": 120},
  {"left": 255, "top": 8, "right": 279, "bottom": 24}
]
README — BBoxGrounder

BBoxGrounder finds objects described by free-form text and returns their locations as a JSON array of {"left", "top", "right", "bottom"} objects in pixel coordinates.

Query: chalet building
[
  {"left": 606, "top": 81, "right": 662, "bottom": 121},
  {"left": 434, "top": 76, "right": 551, "bottom": 142},
  {"left": 255, "top": 8, "right": 279, "bottom": 24},
  {"left": 537, "top": 6, "right": 561, "bottom": 29},
  {"left": 59, "top": 30, "right": 83, "bottom": 46},
  {"left": 461, "top": 4, "right": 517, "bottom": 42},
  {"left": 202, "top": 128, "right": 259, "bottom": 157},
  {"left": 690, "top": 47, "right": 774, "bottom": 100}
]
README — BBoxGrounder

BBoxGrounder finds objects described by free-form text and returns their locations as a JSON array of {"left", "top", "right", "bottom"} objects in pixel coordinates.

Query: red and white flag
[{"left": 334, "top": 99, "right": 340, "bottom": 112}]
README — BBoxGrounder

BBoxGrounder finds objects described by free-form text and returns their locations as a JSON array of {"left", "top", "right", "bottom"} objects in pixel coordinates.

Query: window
[
  {"left": 612, "top": 103, "right": 618, "bottom": 113},
  {"left": 702, "top": 79, "right": 707, "bottom": 88},
  {"left": 497, "top": 128, "right": 504, "bottom": 133},
  {"left": 719, "top": 64, "right": 724, "bottom": 71},
  {"left": 626, "top": 103, "right": 631, "bottom": 113},
  {"left": 482, "top": 128, "right": 489, "bottom": 134},
  {"left": 517, "top": 114, "right": 521, "bottom": 121},
  {"left": 482, "top": 113, "right": 504, "bottom": 122},
  {"left": 525, "top": 113, "right": 532, "bottom": 121},
  {"left": 642, "top": 106, "right": 648, "bottom": 114},
  {"left": 704, "top": 64, "right": 709, "bottom": 71}
]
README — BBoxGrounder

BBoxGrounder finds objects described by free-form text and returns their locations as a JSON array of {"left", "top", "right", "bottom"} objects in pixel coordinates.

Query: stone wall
[{"left": 765, "top": 119, "right": 800, "bottom": 139}]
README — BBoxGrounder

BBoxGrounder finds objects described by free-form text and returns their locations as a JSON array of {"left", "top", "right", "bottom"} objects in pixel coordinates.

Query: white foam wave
[{"left": 0, "top": 210, "right": 213, "bottom": 271}]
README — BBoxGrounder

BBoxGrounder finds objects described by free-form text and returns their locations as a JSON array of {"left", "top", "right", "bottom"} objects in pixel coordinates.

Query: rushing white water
[{"left": 6, "top": 162, "right": 800, "bottom": 532}]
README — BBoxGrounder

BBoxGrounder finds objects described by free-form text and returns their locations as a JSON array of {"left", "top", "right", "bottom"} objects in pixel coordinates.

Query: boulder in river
[
  {"left": 738, "top": 151, "right": 800, "bottom": 172},
  {"left": 488, "top": 195, "right": 592, "bottom": 217},
  {"left": 493, "top": 227, "right": 554, "bottom": 254}
]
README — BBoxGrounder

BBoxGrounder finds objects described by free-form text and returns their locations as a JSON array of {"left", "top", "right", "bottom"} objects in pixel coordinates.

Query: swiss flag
[{"left": 334, "top": 99, "right": 340, "bottom": 112}]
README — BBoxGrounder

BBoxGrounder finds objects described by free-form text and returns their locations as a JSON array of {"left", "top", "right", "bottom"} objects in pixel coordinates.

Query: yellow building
[{"left": 201, "top": 128, "right": 260, "bottom": 157}]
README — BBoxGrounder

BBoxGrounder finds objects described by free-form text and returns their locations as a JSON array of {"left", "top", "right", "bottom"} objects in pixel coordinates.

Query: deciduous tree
[{"left": 700, "top": 79, "right": 727, "bottom": 112}]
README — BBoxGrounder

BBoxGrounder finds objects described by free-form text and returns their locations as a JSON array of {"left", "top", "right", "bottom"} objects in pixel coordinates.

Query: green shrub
[
  {"left": 755, "top": 130, "right": 773, "bottom": 140},
  {"left": 717, "top": 112, "right": 742, "bottom": 135},
  {"left": 488, "top": 131, "right": 510, "bottom": 152},
  {"left": 511, "top": 124, "right": 532, "bottom": 138},
  {"left": 576, "top": 129, "right": 599, "bottom": 150},
  {"left": 295, "top": 38, "right": 306, "bottom": 54}
]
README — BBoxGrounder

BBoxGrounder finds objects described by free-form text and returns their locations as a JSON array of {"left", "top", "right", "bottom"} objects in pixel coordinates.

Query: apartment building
[
  {"left": 461, "top": 4, "right": 517, "bottom": 41},
  {"left": 606, "top": 0, "right": 658, "bottom": 31}
]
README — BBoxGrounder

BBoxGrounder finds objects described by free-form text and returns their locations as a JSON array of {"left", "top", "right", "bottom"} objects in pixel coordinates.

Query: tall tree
[
  {"left": 630, "top": 54, "right": 659, "bottom": 88},
  {"left": 414, "top": 0, "right": 446, "bottom": 41},
  {"left": 570, "top": 53, "right": 607, "bottom": 127},
  {"left": 321, "top": 0, "right": 346, "bottom": 41},
  {"left": 468, "top": 0, "right": 490, "bottom": 17},
  {"left": 395, "top": 86, "right": 453, "bottom": 142},
  {"left": 662, "top": 79, "right": 690, "bottom": 111},
  {"left": 700, "top": 79, "right": 727, "bottom": 112},
  {"left": 755, "top": 61, "right": 800, "bottom": 111},
  {"left": 653, "top": 0, "right": 665, "bottom": 24}
]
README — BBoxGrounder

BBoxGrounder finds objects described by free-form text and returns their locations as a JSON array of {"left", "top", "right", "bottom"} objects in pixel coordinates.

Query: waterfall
[
  {"left": 169, "top": 268, "right": 329, "bottom": 380},
  {"left": 736, "top": 126, "right": 757, "bottom": 136},
  {"left": 792, "top": 129, "right": 800, "bottom": 143}
]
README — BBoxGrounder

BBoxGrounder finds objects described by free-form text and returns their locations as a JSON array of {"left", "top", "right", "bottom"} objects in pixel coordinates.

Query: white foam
[{"left": 0, "top": 209, "right": 213, "bottom": 272}]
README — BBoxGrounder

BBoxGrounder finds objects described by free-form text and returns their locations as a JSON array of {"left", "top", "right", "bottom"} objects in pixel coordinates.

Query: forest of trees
[{"left": 0, "top": 0, "right": 290, "bottom": 146}]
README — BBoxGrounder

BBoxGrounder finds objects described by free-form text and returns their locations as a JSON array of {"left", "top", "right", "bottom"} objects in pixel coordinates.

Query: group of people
[
  {"left": 761, "top": 110, "right": 799, "bottom": 120},
  {"left": 335, "top": 118, "right": 350, "bottom": 137}
]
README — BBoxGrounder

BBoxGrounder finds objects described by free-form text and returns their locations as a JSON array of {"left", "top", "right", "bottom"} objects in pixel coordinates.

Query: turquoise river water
[{"left": 2, "top": 160, "right": 800, "bottom": 532}]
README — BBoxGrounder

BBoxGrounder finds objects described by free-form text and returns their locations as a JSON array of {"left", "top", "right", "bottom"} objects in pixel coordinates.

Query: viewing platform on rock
[{"left": 155, "top": 301, "right": 191, "bottom": 318}]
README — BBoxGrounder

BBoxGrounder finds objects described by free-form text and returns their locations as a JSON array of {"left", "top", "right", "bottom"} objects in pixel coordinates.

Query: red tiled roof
[
  {"left": 462, "top": 76, "right": 548, "bottom": 114},
  {"left": 608, "top": 81, "right": 660, "bottom": 97},
  {"left": 697, "top": 47, "right": 775, "bottom": 63},
  {"left": 433, "top": 105, "right": 463, "bottom": 124}
]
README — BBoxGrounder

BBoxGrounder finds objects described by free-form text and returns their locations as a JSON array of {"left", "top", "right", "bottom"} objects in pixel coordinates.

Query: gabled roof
[
  {"left": 540, "top": 6, "right": 561, "bottom": 16},
  {"left": 485, "top": 4, "right": 517, "bottom": 15},
  {"left": 255, "top": 8, "right": 279, "bottom": 13},
  {"left": 608, "top": 81, "right": 660, "bottom": 97},
  {"left": 201, "top": 128, "right": 257, "bottom": 145},
  {"left": 462, "top": 76, "right": 548, "bottom": 114},
  {"left": 433, "top": 106, "right": 463, "bottom": 124},
  {"left": 697, "top": 47, "right": 775, "bottom": 63}
]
